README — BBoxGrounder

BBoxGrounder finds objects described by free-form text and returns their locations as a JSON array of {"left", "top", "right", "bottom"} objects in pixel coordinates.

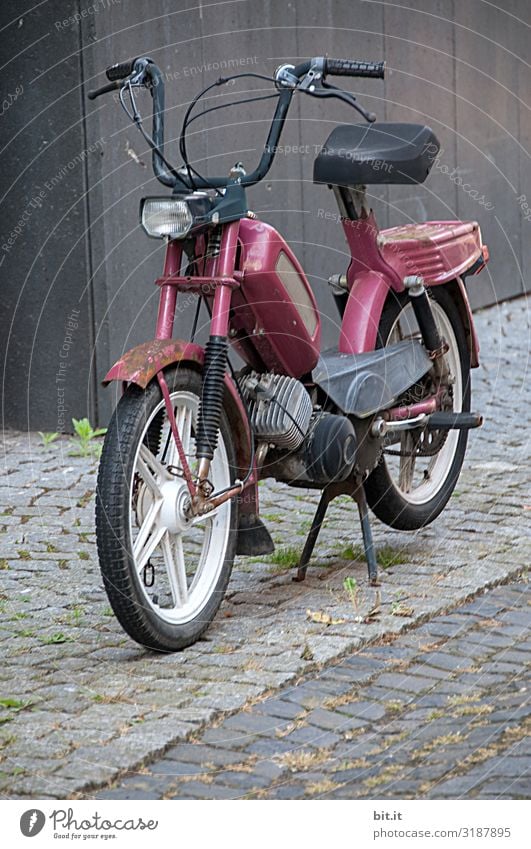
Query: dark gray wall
[{"left": 1, "top": 0, "right": 529, "bottom": 430}]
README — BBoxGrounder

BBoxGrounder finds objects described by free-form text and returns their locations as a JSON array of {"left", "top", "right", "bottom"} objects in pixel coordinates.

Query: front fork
[{"left": 157, "top": 222, "right": 244, "bottom": 518}]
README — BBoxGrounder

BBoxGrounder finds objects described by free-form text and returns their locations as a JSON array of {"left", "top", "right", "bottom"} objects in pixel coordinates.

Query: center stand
[{"left": 293, "top": 481, "right": 379, "bottom": 585}]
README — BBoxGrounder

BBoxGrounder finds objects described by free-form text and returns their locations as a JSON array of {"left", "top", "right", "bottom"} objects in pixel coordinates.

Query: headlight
[{"left": 141, "top": 197, "right": 194, "bottom": 239}]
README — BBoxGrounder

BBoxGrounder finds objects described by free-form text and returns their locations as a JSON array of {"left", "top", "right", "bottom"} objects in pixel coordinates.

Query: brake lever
[
  {"left": 303, "top": 80, "right": 376, "bottom": 123},
  {"left": 87, "top": 80, "right": 121, "bottom": 101},
  {"left": 88, "top": 58, "right": 152, "bottom": 101}
]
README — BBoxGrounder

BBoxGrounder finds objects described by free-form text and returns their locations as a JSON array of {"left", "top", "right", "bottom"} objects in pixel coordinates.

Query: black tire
[
  {"left": 95, "top": 366, "right": 238, "bottom": 652},
  {"left": 364, "top": 286, "right": 471, "bottom": 530}
]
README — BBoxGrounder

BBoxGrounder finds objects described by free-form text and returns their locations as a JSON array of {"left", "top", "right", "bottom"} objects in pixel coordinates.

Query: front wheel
[
  {"left": 95, "top": 366, "right": 238, "bottom": 652},
  {"left": 364, "top": 286, "right": 471, "bottom": 530}
]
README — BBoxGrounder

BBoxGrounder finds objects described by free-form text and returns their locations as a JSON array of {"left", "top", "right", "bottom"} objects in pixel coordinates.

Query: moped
[{"left": 89, "top": 55, "right": 488, "bottom": 651}]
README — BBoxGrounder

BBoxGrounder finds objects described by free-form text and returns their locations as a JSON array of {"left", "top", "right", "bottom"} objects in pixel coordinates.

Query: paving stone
[
  {"left": 214, "top": 770, "right": 270, "bottom": 790},
  {"left": 405, "top": 664, "right": 454, "bottom": 681},
  {"left": 305, "top": 707, "right": 361, "bottom": 731},
  {"left": 148, "top": 760, "right": 204, "bottom": 777},
  {"left": 477, "top": 779, "right": 530, "bottom": 798},
  {"left": 280, "top": 725, "right": 340, "bottom": 748},
  {"left": 244, "top": 737, "right": 295, "bottom": 757},
  {"left": 252, "top": 699, "right": 305, "bottom": 720},
  {"left": 427, "top": 774, "right": 486, "bottom": 797},
  {"left": 221, "top": 712, "right": 288, "bottom": 735},
  {"left": 199, "top": 727, "right": 252, "bottom": 747},
  {"left": 250, "top": 759, "right": 285, "bottom": 781},
  {"left": 173, "top": 781, "right": 239, "bottom": 799},
  {"left": 375, "top": 673, "right": 434, "bottom": 694},
  {"left": 335, "top": 700, "right": 386, "bottom": 721},
  {"left": 163, "top": 744, "right": 245, "bottom": 767},
  {"left": 419, "top": 652, "right": 472, "bottom": 672},
  {"left": 268, "top": 784, "right": 307, "bottom": 799}
]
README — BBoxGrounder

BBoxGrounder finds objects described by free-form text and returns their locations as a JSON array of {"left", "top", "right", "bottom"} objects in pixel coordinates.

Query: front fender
[
  {"left": 102, "top": 338, "right": 204, "bottom": 388},
  {"left": 103, "top": 337, "right": 256, "bottom": 497}
]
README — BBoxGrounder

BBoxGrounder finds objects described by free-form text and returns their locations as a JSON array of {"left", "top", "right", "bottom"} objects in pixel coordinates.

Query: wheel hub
[
  {"left": 135, "top": 476, "right": 192, "bottom": 535},
  {"left": 159, "top": 479, "right": 193, "bottom": 534}
]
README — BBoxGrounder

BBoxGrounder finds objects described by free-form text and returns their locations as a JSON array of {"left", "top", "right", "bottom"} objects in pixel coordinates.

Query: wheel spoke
[
  {"left": 398, "top": 432, "right": 417, "bottom": 492},
  {"left": 139, "top": 444, "right": 171, "bottom": 483},
  {"left": 133, "top": 499, "right": 164, "bottom": 570},
  {"left": 191, "top": 506, "right": 222, "bottom": 526},
  {"left": 161, "top": 532, "right": 188, "bottom": 606},
  {"left": 136, "top": 453, "right": 163, "bottom": 498},
  {"left": 176, "top": 405, "right": 193, "bottom": 455}
]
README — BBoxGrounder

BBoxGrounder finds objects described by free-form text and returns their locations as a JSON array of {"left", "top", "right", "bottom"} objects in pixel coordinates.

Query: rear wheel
[
  {"left": 364, "top": 287, "right": 470, "bottom": 530},
  {"left": 95, "top": 366, "right": 238, "bottom": 652}
]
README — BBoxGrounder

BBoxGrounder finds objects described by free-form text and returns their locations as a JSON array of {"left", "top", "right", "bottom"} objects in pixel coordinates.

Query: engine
[
  {"left": 239, "top": 371, "right": 313, "bottom": 451},
  {"left": 239, "top": 372, "right": 358, "bottom": 484}
]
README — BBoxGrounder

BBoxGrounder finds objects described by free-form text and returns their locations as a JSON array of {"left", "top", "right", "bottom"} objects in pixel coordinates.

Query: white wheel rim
[
  {"left": 384, "top": 302, "right": 463, "bottom": 505},
  {"left": 128, "top": 391, "right": 231, "bottom": 625}
]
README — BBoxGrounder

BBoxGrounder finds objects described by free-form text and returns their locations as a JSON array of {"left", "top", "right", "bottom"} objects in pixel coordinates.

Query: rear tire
[
  {"left": 364, "top": 287, "right": 471, "bottom": 530},
  {"left": 95, "top": 366, "right": 238, "bottom": 652}
]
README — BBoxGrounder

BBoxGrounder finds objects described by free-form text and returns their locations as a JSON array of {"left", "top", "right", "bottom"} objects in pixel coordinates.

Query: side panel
[
  {"left": 232, "top": 219, "right": 321, "bottom": 377},
  {"left": 339, "top": 271, "right": 391, "bottom": 354}
]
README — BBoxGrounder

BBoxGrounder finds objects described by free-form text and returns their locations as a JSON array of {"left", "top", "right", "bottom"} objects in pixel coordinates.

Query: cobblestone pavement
[
  {"left": 94, "top": 579, "right": 530, "bottom": 800},
  {"left": 0, "top": 298, "right": 529, "bottom": 799}
]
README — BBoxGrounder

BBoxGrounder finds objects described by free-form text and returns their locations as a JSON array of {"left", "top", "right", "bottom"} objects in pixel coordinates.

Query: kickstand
[
  {"left": 294, "top": 482, "right": 379, "bottom": 585},
  {"left": 294, "top": 487, "right": 333, "bottom": 582},
  {"left": 353, "top": 486, "right": 379, "bottom": 585}
]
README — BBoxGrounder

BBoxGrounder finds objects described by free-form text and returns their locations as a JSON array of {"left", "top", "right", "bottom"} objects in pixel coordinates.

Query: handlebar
[
  {"left": 324, "top": 58, "right": 385, "bottom": 79},
  {"left": 106, "top": 58, "right": 140, "bottom": 81},
  {"left": 88, "top": 55, "right": 384, "bottom": 190}
]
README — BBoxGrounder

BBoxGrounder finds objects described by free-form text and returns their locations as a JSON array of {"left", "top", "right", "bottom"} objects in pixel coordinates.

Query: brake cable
[{"left": 179, "top": 72, "right": 277, "bottom": 191}]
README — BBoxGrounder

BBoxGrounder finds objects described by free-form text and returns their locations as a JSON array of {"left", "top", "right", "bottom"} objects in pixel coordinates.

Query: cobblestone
[
  {"left": 89, "top": 578, "right": 530, "bottom": 800},
  {"left": 1, "top": 299, "right": 530, "bottom": 798}
]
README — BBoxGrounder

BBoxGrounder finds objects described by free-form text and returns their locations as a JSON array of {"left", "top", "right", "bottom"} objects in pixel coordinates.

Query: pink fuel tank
[{"left": 229, "top": 219, "right": 321, "bottom": 378}]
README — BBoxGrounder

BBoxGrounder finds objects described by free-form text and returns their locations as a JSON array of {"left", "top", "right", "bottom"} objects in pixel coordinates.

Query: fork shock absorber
[
  {"left": 403, "top": 276, "right": 446, "bottom": 356},
  {"left": 195, "top": 335, "right": 229, "bottom": 480}
]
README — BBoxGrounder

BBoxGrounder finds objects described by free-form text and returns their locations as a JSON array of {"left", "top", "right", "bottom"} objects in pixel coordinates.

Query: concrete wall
[{"left": 1, "top": 0, "right": 529, "bottom": 430}]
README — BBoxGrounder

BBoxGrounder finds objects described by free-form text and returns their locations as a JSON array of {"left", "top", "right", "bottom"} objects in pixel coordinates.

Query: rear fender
[
  {"left": 445, "top": 278, "right": 480, "bottom": 368},
  {"left": 103, "top": 337, "right": 256, "bottom": 500},
  {"left": 339, "top": 271, "right": 479, "bottom": 367}
]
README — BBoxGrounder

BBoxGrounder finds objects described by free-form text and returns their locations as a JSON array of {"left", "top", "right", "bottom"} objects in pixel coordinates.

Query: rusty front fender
[
  {"left": 102, "top": 338, "right": 256, "bottom": 506},
  {"left": 102, "top": 338, "right": 205, "bottom": 388}
]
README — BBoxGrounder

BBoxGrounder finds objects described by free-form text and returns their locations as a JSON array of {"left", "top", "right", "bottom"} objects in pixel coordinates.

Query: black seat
[{"left": 313, "top": 122, "right": 440, "bottom": 186}]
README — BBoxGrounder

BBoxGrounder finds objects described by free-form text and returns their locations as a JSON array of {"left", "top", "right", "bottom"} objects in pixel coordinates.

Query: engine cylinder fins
[{"left": 239, "top": 371, "right": 313, "bottom": 451}]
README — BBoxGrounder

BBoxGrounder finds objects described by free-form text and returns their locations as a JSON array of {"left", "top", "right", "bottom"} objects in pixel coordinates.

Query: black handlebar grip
[
  {"left": 106, "top": 58, "right": 138, "bottom": 82},
  {"left": 324, "top": 59, "right": 385, "bottom": 79}
]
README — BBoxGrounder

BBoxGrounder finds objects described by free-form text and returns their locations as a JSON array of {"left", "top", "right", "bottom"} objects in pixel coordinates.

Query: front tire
[
  {"left": 364, "top": 286, "right": 471, "bottom": 530},
  {"left": 95, "top": 366, "right": 238, "bottom": 652}
]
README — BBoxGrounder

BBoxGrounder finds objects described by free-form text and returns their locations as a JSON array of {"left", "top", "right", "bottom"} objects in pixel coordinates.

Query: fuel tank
[{"left": 229, "top": 219, "right": 321, "bottom": 378}]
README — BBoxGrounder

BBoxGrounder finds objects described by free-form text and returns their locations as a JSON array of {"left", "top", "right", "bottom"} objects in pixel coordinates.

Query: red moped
[{"left": 89, "top": 56, "right": 487, "bottom": 651}]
